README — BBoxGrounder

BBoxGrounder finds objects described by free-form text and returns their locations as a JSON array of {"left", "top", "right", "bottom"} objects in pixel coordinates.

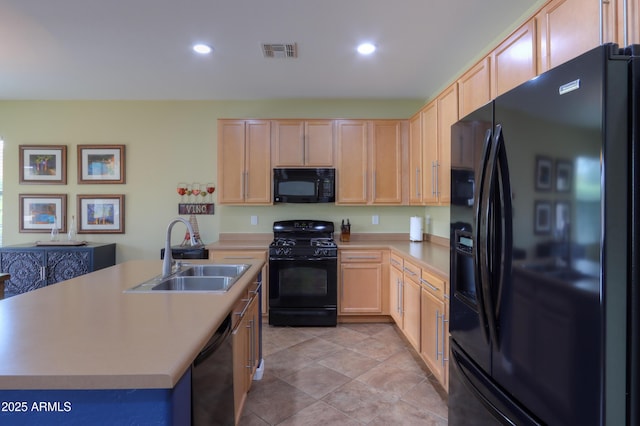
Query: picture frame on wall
[
  {"left": 19, "top": 145, "right": 67, "bottom": 184},
  {"left": 535, "top": 156, "right": 552, "bottom": 191},
  {"left": 78, "top": 145, "right": 125, "bottom": 184},
  {"left": 534, "top": 200, "right": 552, "bottom": 235},
  {"left": 555, "top": 160, "right": 573, "bottom": 192},
  {"left": 19, "top": 194, "right": 67, "bottom": 233},
  {"left": 77, "top": 194, "right": 124, "bottom": 234}
]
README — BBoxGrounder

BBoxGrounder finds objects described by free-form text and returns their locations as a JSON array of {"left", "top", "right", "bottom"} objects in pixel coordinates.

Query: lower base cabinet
[
  {"left": 232, "top": 281, "right": 260, "bottom": 424},
  {"left": 339, "top": 249, "right": 389, "bottom": 316},
  {"left": 420, "top": 287, "right": 447, "bottom": 386}
]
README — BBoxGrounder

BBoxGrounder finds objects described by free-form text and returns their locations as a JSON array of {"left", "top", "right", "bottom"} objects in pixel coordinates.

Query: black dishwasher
[{"left": 191, "top": 314, "right": 234, "bottom": 426}]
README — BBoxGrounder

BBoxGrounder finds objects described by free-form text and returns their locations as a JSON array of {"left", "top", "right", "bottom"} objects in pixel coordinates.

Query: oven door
[{"left": 269, "top": 257, "right": 337, "bottom": 309}]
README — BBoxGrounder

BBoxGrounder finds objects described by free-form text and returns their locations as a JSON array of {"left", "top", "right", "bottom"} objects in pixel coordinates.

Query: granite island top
[{"left": 0, "top": 259, "right": 265, "bottom": 390}]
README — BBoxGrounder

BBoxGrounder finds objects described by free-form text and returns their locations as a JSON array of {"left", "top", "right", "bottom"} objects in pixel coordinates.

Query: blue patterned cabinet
[{"left": 0, "top": 243, "right": 116, "bottom": 298}]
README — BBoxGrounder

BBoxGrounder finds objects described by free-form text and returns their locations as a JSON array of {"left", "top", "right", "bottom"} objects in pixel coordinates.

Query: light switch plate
[
  {"left": 251, "top": 216, "right": 258, "bottom": 225},
  {"left": 372, "top": 215, "right": 379, "bottom": 225}
]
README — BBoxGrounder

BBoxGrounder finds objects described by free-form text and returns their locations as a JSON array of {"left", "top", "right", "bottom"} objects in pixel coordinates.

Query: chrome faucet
[{"left": 162, "top": 217, "right": 198, "bottom": 278}]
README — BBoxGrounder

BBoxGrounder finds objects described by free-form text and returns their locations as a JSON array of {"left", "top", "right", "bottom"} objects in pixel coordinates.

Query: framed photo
[
  {"left": 77, "top": 194, "right": 125, "bottom": 234},
  {"left": 534, "top": 200, "right": 552, "bottom": 235},
  {"left": 535, "top": 156, "right": 553, "bottom": 191},
  {"left": 19, "top": 145, "right": 67, "bottom": 184},
  {"left": 78, "top": 145, "right": 125, "bottom": 184},
  {"left": 19, "top": 194, "right": 67, "bottom": 233},
  {"left": 555, "top": 201, "right": 571, "bottom": 235},
  {"left": 555, "top": 160, "right": 573, "bottom": 192}
]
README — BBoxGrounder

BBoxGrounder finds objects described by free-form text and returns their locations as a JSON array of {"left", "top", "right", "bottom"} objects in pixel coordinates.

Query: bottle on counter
[
  {"left": 68, "top": 216, "right": 77, "bottom": 241},
  {"left": 50, "top": 219, "right": 59, "bottom": 242}
]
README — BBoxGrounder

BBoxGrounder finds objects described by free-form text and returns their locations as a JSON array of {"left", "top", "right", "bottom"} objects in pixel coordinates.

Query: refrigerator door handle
[
  {"left": 479, "top": 124, "right": 501, "bottom": 350},
  {"left": 474, "top": 128, "right": 493, "bottom": 345}
]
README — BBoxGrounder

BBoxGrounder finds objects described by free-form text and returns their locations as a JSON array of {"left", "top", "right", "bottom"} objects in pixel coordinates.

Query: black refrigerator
[{"left": 449, "top": 43, "right": 640, "bottom": 425}]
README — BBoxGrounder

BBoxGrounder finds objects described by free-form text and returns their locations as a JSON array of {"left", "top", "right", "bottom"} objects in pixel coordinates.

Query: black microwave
[{"left": 273, "top": 168, "right": 335, "bottom": 203}]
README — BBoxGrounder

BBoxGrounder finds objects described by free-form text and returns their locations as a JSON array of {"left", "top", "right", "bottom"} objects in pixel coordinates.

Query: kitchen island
[{"left": 0, "top": 259, "right": 265, "bottom": 425}]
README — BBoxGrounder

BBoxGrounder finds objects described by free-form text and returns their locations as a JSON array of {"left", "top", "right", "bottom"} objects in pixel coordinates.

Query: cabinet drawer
[
  {"left": 402, "top": 259, "right": 421, "bottom": 283},
  {"left": 210, "top": 250, "right": 267, "bottom": 262},
  {"left": 390, "top": 253, "right": 404, "bottom": 270},
  {"left": 340, "top": 250, "right": 383, "bottom": 263},
  {"left": 420, "top": 268, "right": 446, "bottom": 297}
]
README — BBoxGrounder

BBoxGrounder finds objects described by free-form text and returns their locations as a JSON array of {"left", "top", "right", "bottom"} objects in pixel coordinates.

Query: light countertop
[
  {"left": 207, "top": 237, "right": 450, "bottom": 279},
  {"left": 0, "top": 259, "right": 264, "bottom": 390}
]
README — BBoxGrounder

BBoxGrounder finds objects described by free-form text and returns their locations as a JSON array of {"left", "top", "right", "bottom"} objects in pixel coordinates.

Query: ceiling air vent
[{"left": 262, "top": 43, "right": 298, "bottom": 59}]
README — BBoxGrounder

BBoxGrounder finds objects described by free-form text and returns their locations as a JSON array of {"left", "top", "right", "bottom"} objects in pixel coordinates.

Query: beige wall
[{"left": 0, "top": 99, "right": 445, "bottom": 263}]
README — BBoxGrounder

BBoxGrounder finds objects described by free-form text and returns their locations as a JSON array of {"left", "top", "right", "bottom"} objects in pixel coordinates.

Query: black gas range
[{"left": 268, "top": 220, "right": 337, "bottom": 326}]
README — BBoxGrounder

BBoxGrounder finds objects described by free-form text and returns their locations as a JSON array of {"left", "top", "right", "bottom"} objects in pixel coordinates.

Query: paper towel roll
[{"left": 410, "top": 216, "right": 423, "bottom": 242}]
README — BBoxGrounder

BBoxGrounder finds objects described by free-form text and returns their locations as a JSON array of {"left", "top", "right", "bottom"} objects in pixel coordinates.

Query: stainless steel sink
[
  {"left": 152, "top": 276, "right": 236, "bottom": 292},
  {"left": 175, "top": 264, "right": 249, "bottom": 278},
  {"left": 125, "top": 263, "right": 251, "bottom": 293}
]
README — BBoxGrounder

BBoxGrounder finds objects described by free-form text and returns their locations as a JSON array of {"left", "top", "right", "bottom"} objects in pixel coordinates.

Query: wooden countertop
[
  {"left": 207, "top": 237, "right": 450, "bottom": 279},
  {"left": 0, "top": 259, "right": 264, "bottom": 390}
]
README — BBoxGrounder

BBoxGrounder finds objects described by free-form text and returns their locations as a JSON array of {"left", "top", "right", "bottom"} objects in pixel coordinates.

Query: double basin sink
[{"left": 126, "top": 263, "right": 250, "bottom": 293}]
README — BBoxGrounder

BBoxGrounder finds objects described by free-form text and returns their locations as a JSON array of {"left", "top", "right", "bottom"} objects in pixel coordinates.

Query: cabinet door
[
  {"left": 403, "top": 277, "right": 421, "bottom": 350},
  {"left": 421, "top": 288, "right": 446, "bottom": 385},
  {"left": 340, "top": 263, "right": 383, "bottom": 314},
  {"left": 537, "top": 0, "right": 611, "bottom": 74},
  {"left": 491, "top": 19, "right": 537, "bottom": 98},
  {"left": 408, "top": 112, "right": 423, "bottom": 205},
  {"left": 0, "top": 251, "right": 46, "bottom": 295},
  {"left": 457, "top": 56, "right": 491, "bottom": 119},
  {"left": 421, "top": 101, "right": 438, "bottom": 204},
  {"left": 46, "top": 250, "right": 91, "bottom": 284},
  {"left": 218, "top": 120, "right": 247, "bottom": 204},
  {"left": 305, "top": 120, "right": 334, "bottom": 166},
  {"left": 436, "top": 83, "right": 457, "bottom": 205},
  {"left": 370, "top": 120, "right": 404, "bottom": 204},
  {"left": 244, "top": 121, "right": 272, "bottom": 204},
  {"left": 389, "top": 264, "right": 403, "bottom": 325},
  {"left": 272, "top": 120, "right": 305, "bottom": 166},
  {"left": 336, "top": 120, "right": 368, "bottom": 204}
]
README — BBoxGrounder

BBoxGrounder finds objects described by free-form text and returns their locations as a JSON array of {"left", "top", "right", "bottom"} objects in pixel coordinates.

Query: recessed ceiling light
[
  {"left": 193, "top": 44, "right": 213, "bottom": 54},
  {"left": 357, "top": 43, "right": 376, "bottom": 55}
]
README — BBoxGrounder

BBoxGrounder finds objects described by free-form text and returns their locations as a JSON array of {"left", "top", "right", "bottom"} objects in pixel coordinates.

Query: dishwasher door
[{"left": 192, "top": 314, "right": 234, "bottom": 426}]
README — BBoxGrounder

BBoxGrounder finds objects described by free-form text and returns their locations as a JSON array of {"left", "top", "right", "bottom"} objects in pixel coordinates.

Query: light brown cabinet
[
  {"left": 389, "top": 254, "right": 404, "bottom": 325},
  {"left": 232, "top": 281, "right": 260, "bottom": 424},
  {"left": 457, "top": 56, "right": 492, "bottom": 119},
  {"left": 272, "top": 120, "right": 334, "bottom": 167},
  {"left": 336, "top": 120, "right": 406, "bottom": 205},
  {"left": 420, "top": 268, "right": 448, "bottom": 389},
  {"left": 217, "top": 120, "right": 272, "bottom": 204},
  {"left": 340, "top": 249, "right": 388, "bottom": 315},
  {"left": 412, "top": 84, "right": 456, "bottom": 206},
  {"left": 401, "top": 259, "right": 422, "bottom": 350},
  {"left": 491, "top": 19, "right": 537, "bottom": 98}
]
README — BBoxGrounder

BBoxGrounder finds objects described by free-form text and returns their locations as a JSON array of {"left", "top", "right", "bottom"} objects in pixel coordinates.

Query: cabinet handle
[
  {"left": 435, "top": 310, "right": 441, "bottom": 360},
  {"left": 431, "top": 162, "right": 436, "bottom": 196},
  {"left": 398, "top": 280, "right": 404, "bottom": 314},
  {"left": 247, "top": 319, "right": 255, "bottom": 369},
  {"left": 390, "top": 259, "right": 402, "bottom": 268},
  {"left": 415, "top": 168, "right": 420, "bottom": 198},
  {"left": 249, "top": 281, "right": 262, "bottom": 296},
  {"left": 396, "top": 278, "right": 401, "bottom": 313},
  {"left": 236, "top": 298, "right": 251, "bottom": 318},
  {"left": 420, "top": 278, "right": 439, "bottom": 292},
  {"left": 373, "top": 172, "right": 376, "bottom": 200},
  {"left": 403, "top": 267, "right": 417, "bottom": 277},
  {"left": 435, "top": 161, "right": 440, "bottom": 197},
  {"left": 346, "top": 255, "right": 378, "bottom": 260},
  {"left": 442, "top": 314, "right": 449, "bottom": 367},
  {"left": 40, "top": 266, "right": 46, "bottom": 282}
]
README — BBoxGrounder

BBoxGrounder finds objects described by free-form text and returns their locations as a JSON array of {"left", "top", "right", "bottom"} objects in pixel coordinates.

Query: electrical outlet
[
  {"left": 251, "top": 216, "right": 258, "bottom": 225},
  {"left": 372, "top": 215, "right": 379, "bottom": 225}
]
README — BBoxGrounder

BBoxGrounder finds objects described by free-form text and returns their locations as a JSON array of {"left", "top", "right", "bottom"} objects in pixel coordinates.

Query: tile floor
[{"left": 239, "top": 322, "right": 448, "bottom": 425}]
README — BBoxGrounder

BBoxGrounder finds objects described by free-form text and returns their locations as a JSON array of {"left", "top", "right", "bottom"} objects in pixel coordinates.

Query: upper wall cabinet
[
  {"left": 457, "top": 56, "right": 492, "bottom": 119},
  {"left": 218, "top": 120, "right": 272, "bottom": 205},
  {"left": 411, "top": 84, "right": 457, "bottom": 206},
  {"left": 271, "top": 120, "right": 334, "bottom": 167},
  {"left": 536, "top": 0, "right": 614, "bottom": 73},
  {"left": 336, "top": 120, "right": 406, "bottom": 205},
  {"left": 491, "top": 19, "right": 537, "bottom": 98}
]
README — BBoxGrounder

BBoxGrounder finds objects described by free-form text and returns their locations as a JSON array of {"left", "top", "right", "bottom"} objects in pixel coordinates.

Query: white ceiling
[{"left": 0, "top": 0, "right": 543, "bottom": 101}]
